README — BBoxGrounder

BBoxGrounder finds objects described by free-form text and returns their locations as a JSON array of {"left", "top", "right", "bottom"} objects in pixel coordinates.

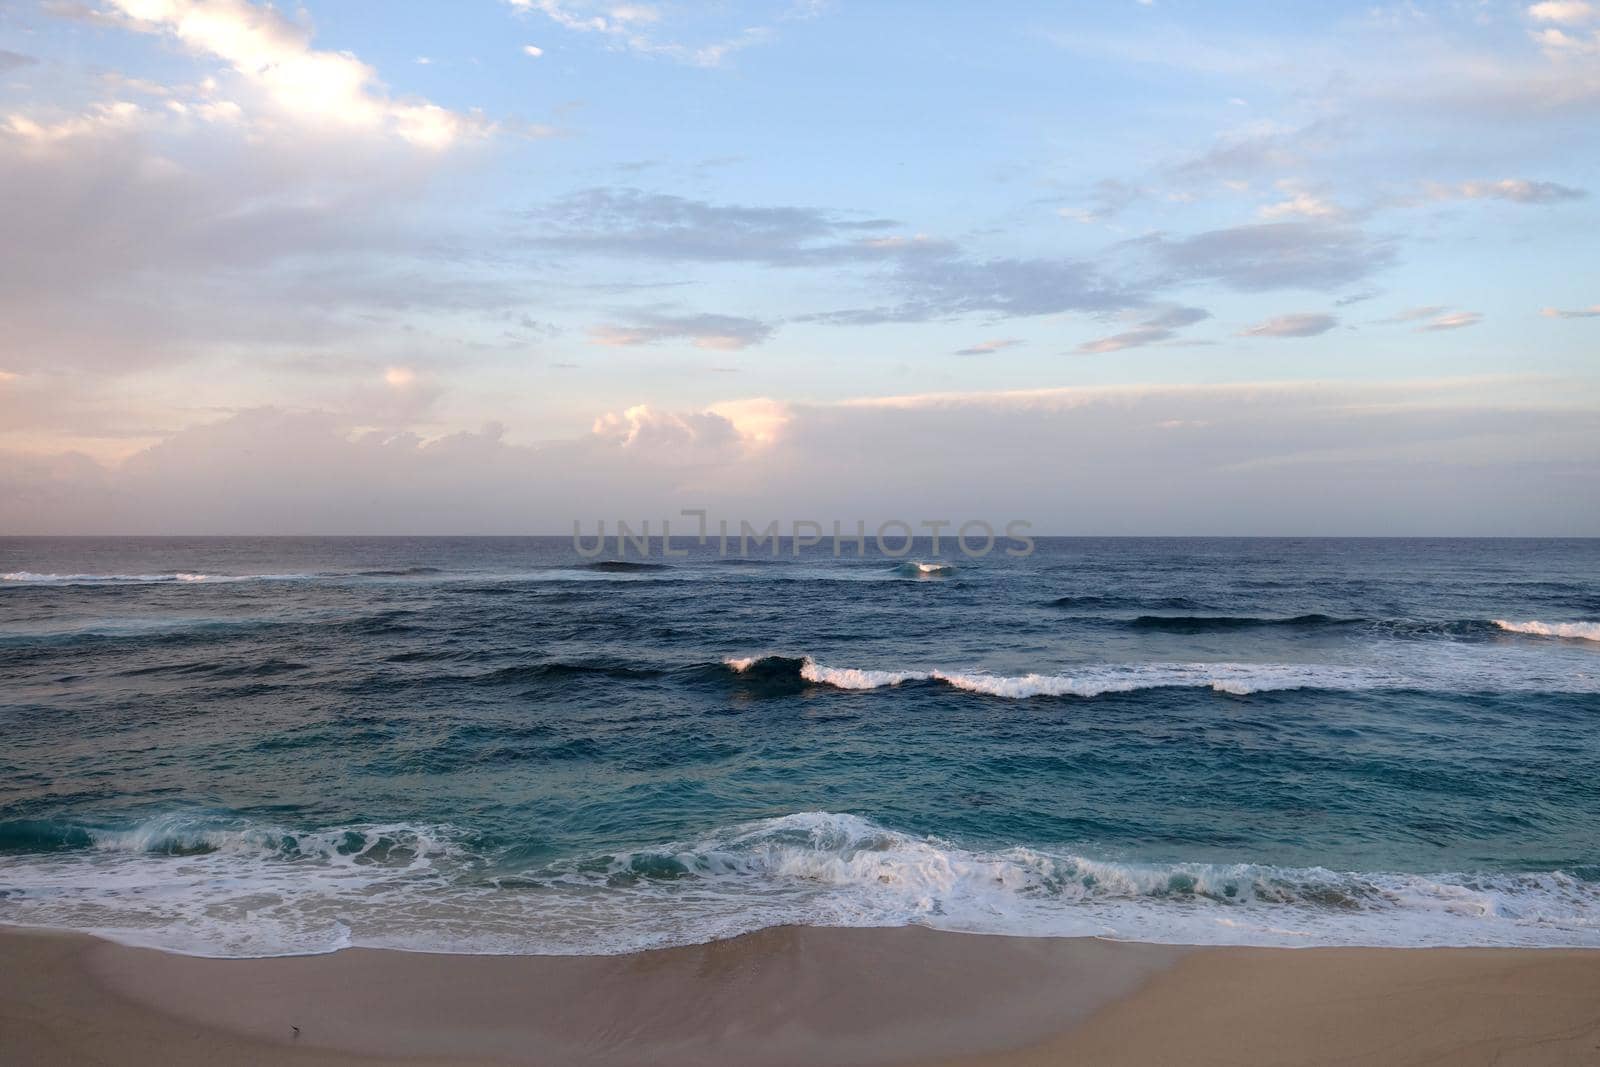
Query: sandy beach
[{"left": 3, "top": 925, "right": 1597, "bottom": 1066}]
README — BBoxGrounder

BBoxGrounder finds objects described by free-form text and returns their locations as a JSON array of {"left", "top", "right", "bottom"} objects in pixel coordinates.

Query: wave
[
  {"left": 3, "top": 811, "right": 1597, "bottom": 957},
  {"left": 354, "top": 566, "right": 444, "bottom": 577},
  {"left": 0, "top": 571, "right": 311, "bottom": 586},
  {"left": 891, "top": 560, "right": 955, "bottom": 578},
  {"left": 1126, "top": 613, "right": 1362, "bottom": 633},
  {"left": 1050, "top": 595, "right": 1203, "bottom": 611},
  {"left": 724, "top": 654, "right": 1375, "bottom": 697},
  {"left": 580, "top": 560, "right": 673, "bottom": 574},
  {"left": 1494, "top": 619, "right": 1600, "bottom": 642},
  {"left": 3, "top": 571, "right": 215, "bottom": 585}
]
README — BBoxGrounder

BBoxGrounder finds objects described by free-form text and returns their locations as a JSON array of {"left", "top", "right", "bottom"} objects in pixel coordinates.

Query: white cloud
[
  {"left": 1528, "top": 2, "right": 1595, "bottom": 24},
  {"left": 105, "top": 0, "right": 485, "bottom": 149},
  {"left": 3, "top": 101, "right": 145, "bottom": 146},
  {"left": 1419, "top": 310, "right": 1483, "bottom": 331},
  {"left": 1541, "top": 304, "right": 1600, "bottom": 318},
  {"left": 1258, "top": 181, "right": 1343, "bottom": 220},
  {"left": 523, "top": 44, "right": 545, "bottom": 57},
  {"left": 1425, "top": 178, "right": 1587, "bottom": 203},
  {"left": 507, "top": 0, "right": 776, "bottom": 67},
  {"left": 1531, "top": 25, "right": 1600, "bottom": 54}
]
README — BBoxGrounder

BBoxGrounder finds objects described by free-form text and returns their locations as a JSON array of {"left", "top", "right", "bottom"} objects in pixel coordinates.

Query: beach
[{"left": 4, "top": 925, "right": 1598, "bottom": 1066}]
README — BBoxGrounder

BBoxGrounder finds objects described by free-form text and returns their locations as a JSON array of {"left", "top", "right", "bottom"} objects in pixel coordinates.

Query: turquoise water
[{"left": 1, "top": 537, "right": 1598, "bottom": 956}]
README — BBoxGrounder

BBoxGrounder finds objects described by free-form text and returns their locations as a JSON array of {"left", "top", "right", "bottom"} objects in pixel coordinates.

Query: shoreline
[{"left": 3, "top": 925, "right": 1599, "bottom": 1065}]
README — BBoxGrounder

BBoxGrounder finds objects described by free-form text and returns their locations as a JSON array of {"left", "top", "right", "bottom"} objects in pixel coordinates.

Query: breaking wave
[
  {"left": 724, "top": 654, "right": 1375, "bottom": 697},
  {"left": 892, "top": 561, "right": 955, "bottom": 578},
  {"left": 2, "top": 811, "right": 1596, "bottom": 957},
  {"left": 1494, "top": 619, "right": 1600, "bottom": 642}
]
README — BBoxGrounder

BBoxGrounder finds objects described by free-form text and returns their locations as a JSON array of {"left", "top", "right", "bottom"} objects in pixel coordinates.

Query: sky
[{"left": 0, "top": 0, "right": 1596, "bottom": 534}]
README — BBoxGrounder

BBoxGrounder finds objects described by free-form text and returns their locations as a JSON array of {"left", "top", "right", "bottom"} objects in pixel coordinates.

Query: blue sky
[{"left": 0, "top": 1, "right": 1596, "bottom": 532}]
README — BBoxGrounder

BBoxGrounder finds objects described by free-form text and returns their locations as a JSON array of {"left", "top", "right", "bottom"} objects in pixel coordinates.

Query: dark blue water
[{"left": 2, "top": 537, "right": 1598, "bottom": 956}]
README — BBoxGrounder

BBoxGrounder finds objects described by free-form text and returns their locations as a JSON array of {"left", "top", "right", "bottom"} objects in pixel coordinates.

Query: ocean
[{"left": 1, "top": 536, "right": 1597, "bottom": 957}]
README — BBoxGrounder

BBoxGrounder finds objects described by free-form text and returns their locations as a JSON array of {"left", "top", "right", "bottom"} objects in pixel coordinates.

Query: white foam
[
  {"left": 0, "top": 572, "right": 308, "bottom": 585},
  {"left": 806, "top": 658, "right": 1375, "bottom": 697},
  {"left": 802, "top": 661, "right": 930, "bottom": 689},
  {"left": 6, "top": 811, "right": 1598, "bottom": 958},
  {"left": 719, "top": 650, "right": 1600, "bottom": 697},
  {"left": 1494, "top": 619, "right": 1600, "bottom": 642}
]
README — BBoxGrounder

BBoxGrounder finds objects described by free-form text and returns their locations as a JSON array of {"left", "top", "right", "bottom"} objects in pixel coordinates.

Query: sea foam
[
  {"left": 4, "top": 811, "right": 1598, "bottom": 958},
  {"left": 1494, "top": 619, "right": 1600, "bottom": 642},
  {"left": 726, "top": 654, "right": 1378, "bottom": 697}
]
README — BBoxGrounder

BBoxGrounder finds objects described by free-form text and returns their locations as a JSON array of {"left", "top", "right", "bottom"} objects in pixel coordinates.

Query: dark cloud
[
  {"left": 1143, "top": 305, "right": 1211, "bottom": 329},
  {"left": 1153, "top": 222, "right": 1395, "bottom": 291},
  {"left": 1076, "top": 305, "right": 1210, "bottom": 353},
  {"left": 0, "top": 50, "right": 38, "bottom": 73},
  {"left": 530, "top": 187, "right": 916, "bottom": 266}
]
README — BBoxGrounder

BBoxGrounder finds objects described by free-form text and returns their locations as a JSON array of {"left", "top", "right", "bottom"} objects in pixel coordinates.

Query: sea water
[{"left": 1, "top": 536, "right": 1597, "bottom": 956}]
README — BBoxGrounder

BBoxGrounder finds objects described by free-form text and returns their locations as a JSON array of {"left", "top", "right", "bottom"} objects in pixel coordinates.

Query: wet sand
[{"left": 2, "top": 924, "right": 1597, "bottom": 1065}]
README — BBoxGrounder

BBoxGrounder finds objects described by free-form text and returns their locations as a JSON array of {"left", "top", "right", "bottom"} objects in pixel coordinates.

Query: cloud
[
  {"left": 1528, "top": 1, "right": 1596, "bottom": 24},
  {"left": 1530, "top": 26, "right": 1600, "bottom": 54},
  {"left": 1381, "top": 305, "right": 1448, "bottom": 323},
  {"left": 875, "top": 255, "right": 1140, "bottom": 322},
  {"left": 587, "top": 311, "right": 775, "bottom": 350},
  {"left": 1171, "top": 119, "right": 1345, "bottom": 183},
  {"left": 1239, "top": 313, "right": 1338, "bottom": 338},
  {"left": 1153, "top": 222, "right": 1395, "bottom": 291},
  {"left": 953, "top": 338, "right": 1025, "bottom": 356},
  {"left": 1541, "top": 304, "right": 1600, "bottom": 318},
  {"left": 7, "top": 378, "right": 1594, "bottom": 534},
  {"left": 0, "top": 50, "right": 38, "bottom": 74},
  {"left": 1143, "top": 306, "right": 1211, "bottom": 329},
  {"left": 590, "top": 403, "right": 744, "bottom": 455},
  {"left": 1078, "top": 327, "right": 1175, "bottom": 353},
  {"left": 0, "top": 89, "right": 511, "bottom": 376},
  {"left": 1420, "top": 311, "right": 1483, "bottom": 331},
  {"left": 102, "top": 0, "right": 485, "bottom": 149},
  {"left": 523, "top": 44, "right": 545, "bottom": 57},
  {"left": 1077, "top": 305, "right": 1211, "bottom": 352},
  {"left": 1258, "top": 181, "right": 1344, "bottom": 221},
  {"left": 1425, "top": 178, "right": 1587, "bottom": 204},
  {"left": 1058, "top": 179, "right": 1141, "bottom": 224},
  {"left": 533, "top": 187, "right": 909, "bottom": 265},
  {"left": 507, "top": 0, "right": 779, "bottom": 68}
]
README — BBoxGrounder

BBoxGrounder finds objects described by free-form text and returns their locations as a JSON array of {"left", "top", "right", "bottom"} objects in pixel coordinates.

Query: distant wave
[
  {"left": 580, "top": 560, "right": 674, "bottom": 574},
  {"left": 1494, "top": 620, "right": 1600, "bottom": 642},
  {"left": 1127, "top": 613, "right": 1362, "bottom": 632},
  {"left": 891, "top": 561, "right": 955, "bottom": 578},
  {"left": 724, "top": 654, "right": 1374, "bottom": 697},
  {"left": 0, "top": 571, "right": 310, "bottom": 586},
  {"left": 354, "top": 566, "right": 443, "bottom": 577},
  {"left": 4, "top": 810, "right": 1597, "bottom": 956},
  {"left": 3, "top": 571, "right": 216, "bottom": 585},
  {"left": 1050, "top": 595, "right": 1203, "bottom": 611}
]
